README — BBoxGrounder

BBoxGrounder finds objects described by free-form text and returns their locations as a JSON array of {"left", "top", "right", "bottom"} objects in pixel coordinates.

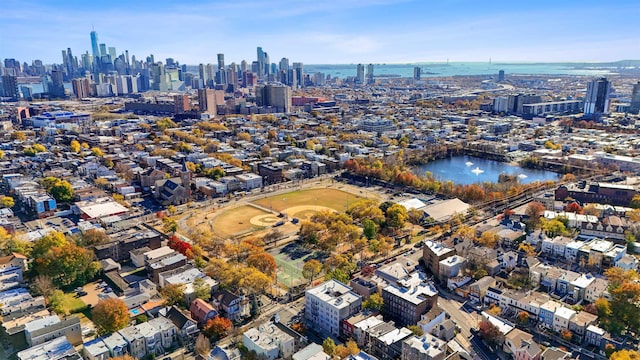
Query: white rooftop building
[{"left": 306, "top": 280, "right": 362, "bottom": 337}]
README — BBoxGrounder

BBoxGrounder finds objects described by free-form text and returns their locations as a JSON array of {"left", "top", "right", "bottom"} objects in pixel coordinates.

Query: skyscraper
[
  {"left": 356, "top": 64, "right": 365, "bottom": 85},
  {"left": 498, "top": 70, "right": 505, "bottom": 82},
  {"left": 630, "top": 82, "right": 640, "bottom": 114},
  {"left": 1, "top": 75, "right": 19, "bottom": 100},
  {"left": 257, "top": 47, "right": 265, "bottom": 80},
  {"left": 413, "top": 67, "right": 421, "bottom": 80},
  {"left": 90, "top": 31, "right": 100, "bottom": 60},
  {"left": 366, "top": 64, "right": 374, "bottom": 84},
  {"left": 584, "top": 77, "right": 611, "bottom": 116},
  {"left": 216, "top": 54, "right": 227, "bottom": 86},
  {"left": 292, "top": 63, "right": 304, "bottom": 88},
  {"left": 50, "top": 69, "right": 65, "bottom": 98}
]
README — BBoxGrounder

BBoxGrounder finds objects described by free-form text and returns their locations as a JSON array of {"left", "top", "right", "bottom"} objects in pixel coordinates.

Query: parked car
[{"left": 77, "top": 290, "right": 88, "bottom": 297}]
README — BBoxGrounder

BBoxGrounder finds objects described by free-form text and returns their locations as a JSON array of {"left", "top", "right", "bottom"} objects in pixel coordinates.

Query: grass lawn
[
  {"left": 211, "top": 205, "right": 270, "bottom": 237},
  {"left": 253, "top": 188, "right": 362, "bottom": 213},
  {"left": 62, "top": 293, "right": 88, "bottom": 314}
]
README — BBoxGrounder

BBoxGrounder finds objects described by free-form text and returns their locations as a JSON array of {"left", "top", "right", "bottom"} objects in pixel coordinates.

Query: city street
[{"left": 437, "top": 296, "right": 479, "bottom": 350}]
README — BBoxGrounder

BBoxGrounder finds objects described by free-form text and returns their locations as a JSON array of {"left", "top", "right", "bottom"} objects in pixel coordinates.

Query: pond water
[{"left": 412, "top": 155, "right": 559, "bottom": 185}]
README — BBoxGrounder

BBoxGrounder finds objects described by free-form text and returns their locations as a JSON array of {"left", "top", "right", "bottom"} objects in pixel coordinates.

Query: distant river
[
  {"left": 304, "top": 62, "right": 614, "bottom": 78},
  {"left": 412, "top": 155, "right": 559, "bottom": 185}
]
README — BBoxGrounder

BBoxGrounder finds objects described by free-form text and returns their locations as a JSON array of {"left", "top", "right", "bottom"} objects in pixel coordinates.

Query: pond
[{"left": 412, "top": 155, "right": 559, "bottom": 185}]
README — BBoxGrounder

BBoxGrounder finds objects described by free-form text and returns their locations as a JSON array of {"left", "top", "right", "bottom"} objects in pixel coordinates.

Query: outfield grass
[
  {"left": 253, "top": 188, "right": 361, "bottom": 213},
  {"left": 211, "top": 205, "right": 269, "bottom": 237}
]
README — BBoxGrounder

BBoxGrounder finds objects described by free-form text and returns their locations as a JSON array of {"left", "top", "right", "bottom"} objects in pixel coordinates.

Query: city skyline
[{"left": 2, "top": 0, "right": 639, "bottom": 65}]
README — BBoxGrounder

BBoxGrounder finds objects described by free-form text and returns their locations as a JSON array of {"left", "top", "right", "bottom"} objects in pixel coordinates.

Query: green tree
[
  {"left": 92, "top": 298, "right": 130, "bottom": 335},
  {"left": 193, "top": 277, "right": 212, "bottom": 301},
  {"left": 49, "top": 289, "right": 67, "bottom": 315},
  {"left": 363, "top": 293, "right": 384, "bottom": 311},
  {"left": 362, "top": 219, "right": 377, "bottom": 240},
  {"left": 41, "top": 177, "right": 75, "bottom": 203},
  {"left": 324, "top": 268, "right": 349, "bottom": 283},
  {"left": 322, "top": 338, "right": 336, "bottom": 356},
  {"left": 160, "top": 283, "right": 186, "bottom": 306},
  {"left": 541, "top": 218, "right": 567, "bottom": 237}
]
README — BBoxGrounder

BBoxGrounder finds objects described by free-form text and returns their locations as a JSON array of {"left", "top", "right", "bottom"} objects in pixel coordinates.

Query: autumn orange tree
[
  {"left": 93, "top": 298, "right": 130, "bottom": 335},
  {"left": 203, "top": 316, "right": 232, "bottom": 339},
  {"left": 247, "top": 252, "right": 277, "bottom": 279},
  {"left": 478, "top": 320, "right": 503, "bottom": 347}
]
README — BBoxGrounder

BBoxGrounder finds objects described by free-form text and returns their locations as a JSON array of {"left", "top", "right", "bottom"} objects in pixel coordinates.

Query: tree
[
  {"left": 35, "top": 243, "right": 100, "bottom": 287},
  {"left": 407, "top": 325, "right": 424, "bottom": 336},
  {"left": 247, "top": 252, "right": 277, "bottom": 278},
  {"left": 474, "top": 268, "right": 488, "bottom": 280},
  {"left": 91, "top": 147, "right": 104, "bottom": 157},
  {"left": 325, "top": 268, "right": 349, "bottom": 283},
  {"left": 631, "top": 195, "right": 640, "bottom": 209},
  {"left": 541, "top": 218, "right": 567, "bottom": 237},
  {"left": 162, "top": 217, "right": 178, "bottom": 234},
  {"left": 609, "top": 350, "right": 640, "bottom": 360},
  {"left": 79, "top": 229, "right": 109, "bottom": 247},
  {"left": 455, "top": 225, "right": 476, "bottom": 242},
  {"left": 237, "top": 132, "right": 251, "bottom": 141},
  {"left": 363, "top": 293, "right": 384, "bottom": 311},
  {"left": 160, "top": 283, "right": 186, "bottom": 306},
  {"left": 0, "top": 196, "right": 14, "bottom": 208},
  {"left": 476, "top": 231, "right": 499, "bottom": 248},
  {"left": 70, "top": 140, "right": 81, "bottom": 153},
  {"left": 517, "top": 311, "right": 529, "bottom": 324},
  {"left": 487, "top": 304, "right": 502, "bottom": 317},
  {"left": 239, "top": 267, "right": 272, "bottom": 295},
  {"left": 525, "top": 201, "right": 545, "bottom": 230},
  {"left": 518, "top": 243, "right": 536, "bottom": 257},
  {"left": 42, "top": 177, "right": 75, "bottom": 203},
  {"left": 193, "top": 277, "right": 212, "bottom": 301},
  {"left": 322, "top": 338, "right": 336, "bottom": 356},
  {"left": 565, "top": 202, "right": 583, "bottom": 214},
  {"left": 92, "top": 298, "right": 130, "bottom": 335},
  {"left": 385, "top": 204, "right": 408, "bottom": 231},
  {"left": 48, "top": 290, "right": 67, "bottom": 315},
  {"left": 560, "top": 329, "right": 573, "bottom": 341},
  {"left": 347, "top": 199, "right": 385, "bottom": 224},
  {"left": 334, "top": 340, "right": 360, "bottom": 359},
  {"left": 11, "top": 131, "right": 26, "bottom": 141},
  {"left": 157, "top": 117, "right": 177, "bottom": 130},
  {"left": 195, "top": 334, "right": 211, "bottom": 357},
  {"left": 595, "top": 298, "right": 612, "bottom": 318},
  {"left": 203, "top": 316, "right": 232, "bottom": 338},
  {"left": 478, "top": 320, "right": 503, "bottom": 347},
  {"left": 32, "top": 275, "right": 55, "bottom": 298},
  {"left": 32, "top": 231, "right": 67, "bottom": 259},
  {"left": 362, "top": 219, "right": 377, "bottom": 240},
  {"left": 302, "top": 259, "right": 323, "bottom": 284}
]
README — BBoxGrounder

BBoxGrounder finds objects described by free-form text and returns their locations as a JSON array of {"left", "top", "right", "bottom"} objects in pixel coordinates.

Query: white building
[
  {"left": 553, "top": 307, "right": 576, "bottom": 333},
  {"left": 243, "top": 322, "right": 295, "bottom": 360},
  {"left": 306, "top": 280, "right": 362, "bottom": 337}
]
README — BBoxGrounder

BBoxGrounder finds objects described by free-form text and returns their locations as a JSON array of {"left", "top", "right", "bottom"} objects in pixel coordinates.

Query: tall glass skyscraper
[{"left": 90, "top": 31, "right": 100, "bottom": 59}]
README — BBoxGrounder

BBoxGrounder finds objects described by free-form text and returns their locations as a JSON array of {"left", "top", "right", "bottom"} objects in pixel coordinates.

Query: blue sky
[{"left": 2, "top": 0, "right": 639, "bottom": 65}]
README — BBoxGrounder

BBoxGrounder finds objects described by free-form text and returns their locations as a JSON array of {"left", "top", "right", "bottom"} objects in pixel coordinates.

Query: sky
[{"left": 1, "top": 0, "right": 639, "bottom": 65}]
